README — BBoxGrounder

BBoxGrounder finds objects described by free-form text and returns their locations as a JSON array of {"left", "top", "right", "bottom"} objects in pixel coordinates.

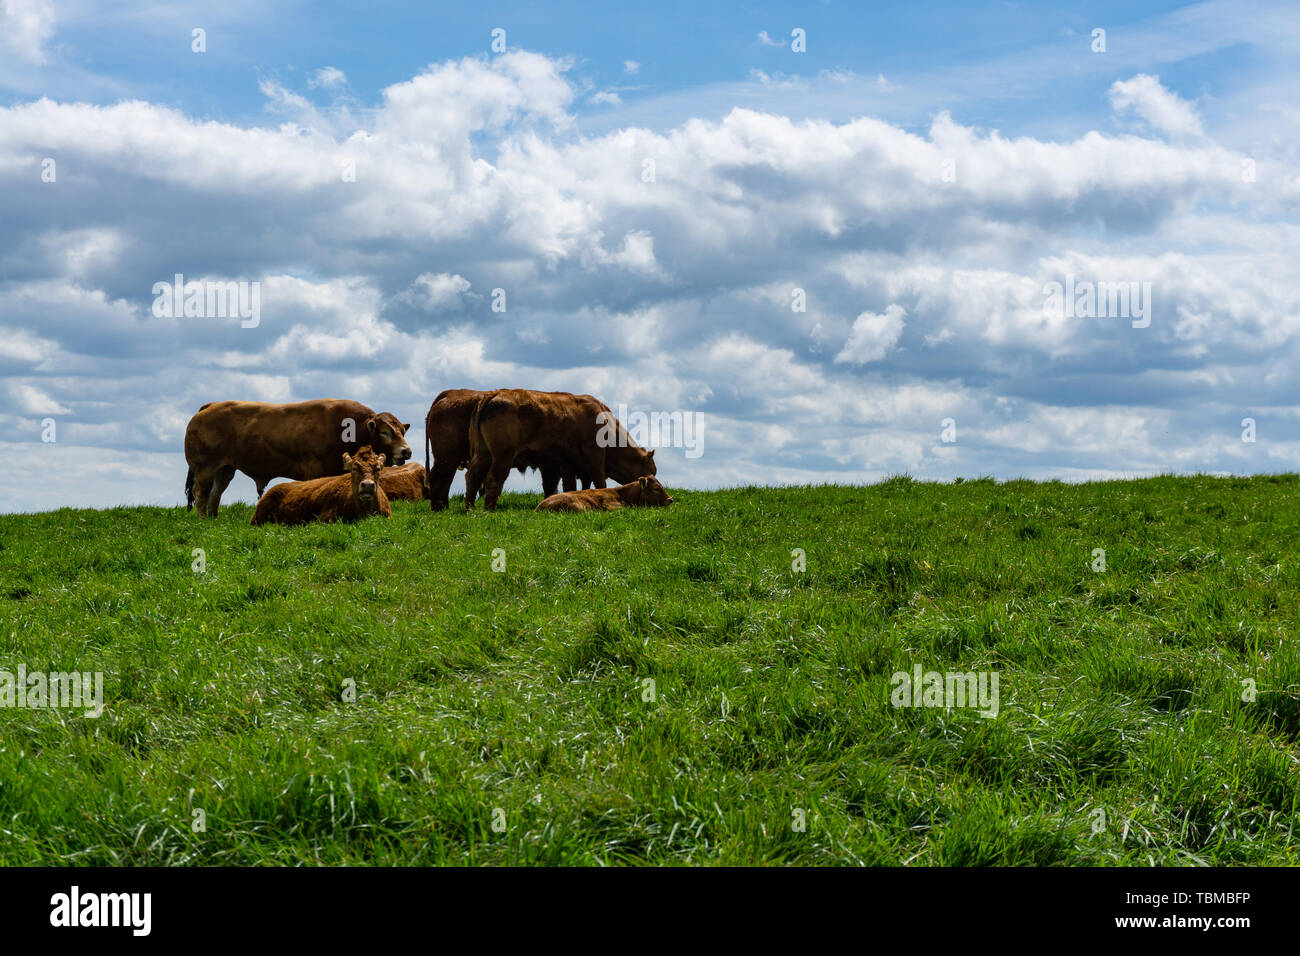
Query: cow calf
[
  {"left": 251, "top": 447, "right": 391, "bottom": 526},
  {"left": 379, "top": 461, "right": 428, "bottom": 501},
  {"left": 534, "top": 476, "right": 674, "bottom": 513}
]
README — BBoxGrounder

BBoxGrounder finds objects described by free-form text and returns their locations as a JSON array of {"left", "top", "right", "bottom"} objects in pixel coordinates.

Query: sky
[{"left": 1, "top": 0, "right": 1298, "bottom": 512}]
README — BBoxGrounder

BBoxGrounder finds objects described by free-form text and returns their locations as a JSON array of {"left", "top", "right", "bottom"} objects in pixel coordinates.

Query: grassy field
[{"left": 1, "top": 475, "right": 1298, "bottom": 865}]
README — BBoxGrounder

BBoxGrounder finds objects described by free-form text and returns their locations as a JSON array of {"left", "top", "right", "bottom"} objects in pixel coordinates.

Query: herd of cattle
[{"left": 183, "top": 389, "right": 674, "bottom": 526}]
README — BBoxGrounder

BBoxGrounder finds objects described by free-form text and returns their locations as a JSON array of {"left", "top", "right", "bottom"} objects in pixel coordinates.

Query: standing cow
[
  {"left": 423, "top": 388, "right": 587, "bottom": 511},
  {"left": 184, "top": 399, "right": 412, "bottom": 517},
  {"left": 465, "top": 389, "right": 656, "bottom": 512}
]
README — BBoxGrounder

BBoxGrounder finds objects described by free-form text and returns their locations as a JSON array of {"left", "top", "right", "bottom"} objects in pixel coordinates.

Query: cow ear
[
  {"left": 648, "top": 449, "right": 655, "bottom": 458},
  {"left": 366, "top": 417, "right": 377, "bottom": 434},
  {"left": 401, "top": 422, "right": 412, "bottom": 432},
  {"left": 377, "top": 453, "right": 386, "bottom": 467},
  {"left": 342, "top": 453, "right": 352, "bottom": 468}
]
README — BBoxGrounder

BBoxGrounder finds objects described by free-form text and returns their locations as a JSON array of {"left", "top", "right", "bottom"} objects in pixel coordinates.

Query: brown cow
[
  {"left": 424, "top": 388, "right": 485, "bottom": 511},
  {"left": 535, "top": 476, "right": 674, "bottom": 513},
  {"left": 424, "top": 388, "right": 587, "bottom": 511},
  {"left": 250, "top": 447, "right": 391, "bottom": 526},
  {"left": 465, "top": 389, "right": 656, "bottom": 511},
  {"left": 184, "top": 399, "right": 412, "bottom": 517},
  {"left": 379, "top": 461, "right": 428, "bottom": 501}
]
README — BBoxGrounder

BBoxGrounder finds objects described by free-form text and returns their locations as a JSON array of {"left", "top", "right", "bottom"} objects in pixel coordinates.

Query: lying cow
[
  {"left": 185, "top": 399, "right": 412, "bottom": 517},
  {"left": 250, "top": 447, "right": 391, "bottom": 526},
  {"left": 378, "top": 461, "right": 428, "bottom": 501},
  {"left": 466, "top": 389, "right": 656, "bottom": 511},
  {"left": 424, "top": 388, "right": 587, "bottom": 511},
  {"left": 535, "top": 476, "right": 674, "bottom": 513}
]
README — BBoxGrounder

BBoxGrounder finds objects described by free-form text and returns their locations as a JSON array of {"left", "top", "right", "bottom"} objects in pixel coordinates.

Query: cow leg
[
  {"left": 464, "top": 457, "right": 489, "bottom": 512},
  {"left": 206, "top": 466, "right": 237, "bottom": 518},
  {"left": 428, "top": 459, "right": 457, "bottom": 512},
  {"left": 580, "top": 450, "right": 607, "bottom": 489},
  {"left": 560, "top": 470, "right": 577, "bottom": 494},
  {"left": 192, "top": 472, "right": 214, "bottom": 518},
  {"left": 482, "top": 459, "right": 513, "bottom": 512},
  {"left": 541, "top": 466, "right": 560, "bottom": 499}
]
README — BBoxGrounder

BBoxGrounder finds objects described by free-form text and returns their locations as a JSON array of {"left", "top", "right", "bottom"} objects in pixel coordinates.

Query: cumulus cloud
[
  {"left": 0, "top": 0, "right": 54, "bottom": 65},
  {"left": 836, "top": 306, "right": 907, "bottom": 364},
  {"left": 1109, "top": 74, "right": 1204, "bottom": 138},
  {"left": 0, "top": 48, "right": 1295, "bottom": 511},
  {"left": 395, "top": 273, "right": 474, "bottom": 313},
  {"left": 9, "top": 382, "right": 69, "bottom": 415}
]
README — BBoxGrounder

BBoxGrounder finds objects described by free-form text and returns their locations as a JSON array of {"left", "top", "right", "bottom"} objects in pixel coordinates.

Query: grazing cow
[
  {"left": 535, "top": 476, "right": 674, "bottom": 513},
  {"left": 184, "top": 399, "right": 412, "bottom": 517},
  {"left": 424, "top": 388, "right": 586, "bottom": 511},
  {"left": 250, "top": 447, "right": 391, "bottom": 526},
  {"left": 465, "top": 389, "right": 656, "bottom": 511},
  {"left": 379, "top": 461, "right": 428, "bottom": 501}
]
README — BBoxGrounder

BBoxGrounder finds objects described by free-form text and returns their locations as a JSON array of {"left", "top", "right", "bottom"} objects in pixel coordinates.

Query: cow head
[
  {"left": 343, "top": 446, "right": 386, "bottom": 506},
  {"left": 611, "top": 446, "right": 656, "bottom": 484},
  {"left": 366, "top": 413, "right": 412, "bottom": 466},
  {"left": 636, "top": 475, "right": 673, "bottom": 507}
]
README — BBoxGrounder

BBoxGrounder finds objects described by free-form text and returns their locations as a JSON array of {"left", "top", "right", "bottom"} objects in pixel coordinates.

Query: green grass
[{"left": 1, "top": 474, "right": 1298, "bottom": 865}]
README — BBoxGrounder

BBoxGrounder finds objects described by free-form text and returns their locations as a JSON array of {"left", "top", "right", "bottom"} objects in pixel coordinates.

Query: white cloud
[
  {"left": 590, "top": 90, "right": 621, "bottom": 106},
  {"left": 756, "top": 31, "right": 781, "bottom": 47},
  {"left": 308, "top": 66, "right": 347, "bottom": 89},
  {"left": 623, "top": 60, "right": 640, "bottom": 75},
  {"left": 1108, "top": 73, "right": 1204, "bottom": 138},
  {"left": 836, "top": 305, "right": 907, "bottom": 364},
  {"left": 0, "top": 47, "right": 1297, "bottom": 510},
  {"left": 0, "top": 0, "right": 54, "bottom": 65},
  {"left": 595, "top": 230, "right": 662, "bottom": 275},
  {"left": 8, "top": 382, "right": 69, "bottom": 415},
  {"left": 396, "top": 273, "right": 473, "bottom": 312}
]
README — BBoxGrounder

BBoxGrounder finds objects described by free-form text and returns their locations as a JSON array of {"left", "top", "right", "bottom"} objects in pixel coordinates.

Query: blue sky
[
  {"left": 1, "top": 0, "right": 1298, "bottom": 511},
  {"left": 16, "top": 2, "right": 1269, "bottom": 132},
  {"left": 12, "top": 2, "right": 1258, "bottom": 128}
]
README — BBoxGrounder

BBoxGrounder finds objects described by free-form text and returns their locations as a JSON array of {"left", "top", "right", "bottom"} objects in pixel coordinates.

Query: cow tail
[
  {"left": 424, "top": 427, "right": 433, "bottom": 495},
  {"left": 184, "top": 401, "right": 212, "bottom": 510},
  {"left": 467, "top": 397, "right": 484, "bottom": 464}
]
